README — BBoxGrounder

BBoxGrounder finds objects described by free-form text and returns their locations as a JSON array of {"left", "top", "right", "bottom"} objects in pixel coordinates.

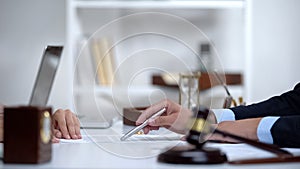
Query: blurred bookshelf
[{"left": 66, "top": 0, "right": 246, "bottom": 115}]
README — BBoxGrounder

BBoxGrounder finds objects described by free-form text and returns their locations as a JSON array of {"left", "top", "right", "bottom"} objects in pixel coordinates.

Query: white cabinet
[{"left": 66, "top": 0, "right": 246, "bottom": 118}]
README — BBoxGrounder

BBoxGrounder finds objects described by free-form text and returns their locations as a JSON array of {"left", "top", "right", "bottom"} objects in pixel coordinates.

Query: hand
[
  {"left": 51, "top": 109, "right": 81, "bottom": 143},
  {"left": 0, "top": 104, "right": 4, "bottom": 142},
  {"left": 136, "top": 99, "right": 193, "bottom": 134},
  {"left": 207, "top": 118, "right": 262, "bottom": 143}
]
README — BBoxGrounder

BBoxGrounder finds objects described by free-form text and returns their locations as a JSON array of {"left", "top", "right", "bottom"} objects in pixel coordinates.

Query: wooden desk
[{"left": 1, "top": 121, "right": 300, "bottom": 169}]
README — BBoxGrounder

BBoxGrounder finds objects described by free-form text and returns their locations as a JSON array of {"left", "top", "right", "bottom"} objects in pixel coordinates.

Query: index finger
[{"left": 136, "top": 99, "right": 168, "bottom": 125}]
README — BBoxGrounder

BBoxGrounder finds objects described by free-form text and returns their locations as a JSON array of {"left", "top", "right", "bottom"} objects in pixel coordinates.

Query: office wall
[
  {"left": 0, "top": 0, "right": 69, "bottom": 109},
  {"left": 247, "top": 0, "right": 300, "bottom": 102},
  {"left": 1, "top": 0, "right": 299, "bottom": 109}
]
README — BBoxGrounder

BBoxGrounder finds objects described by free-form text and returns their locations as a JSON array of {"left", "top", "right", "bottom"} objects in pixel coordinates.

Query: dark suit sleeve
[
  {"left": 229, "top": 83, "right": 300, "bottom": 147},
  {"left": 271, "top": 116, "right": 300, "bottom": 147},
  {"left": 230, "top": 83, "right": 300, "bottom": 119}
]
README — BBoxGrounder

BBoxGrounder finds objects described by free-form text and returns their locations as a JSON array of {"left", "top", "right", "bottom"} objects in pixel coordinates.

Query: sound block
[
  {"left": 158, "top": 146, "right": 227, "bottom": 164},
  {"left": 4, "top": 106, "right": 52, "bottom": 164}
]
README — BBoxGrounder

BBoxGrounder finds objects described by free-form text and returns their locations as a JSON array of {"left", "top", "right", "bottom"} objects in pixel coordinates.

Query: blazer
[{"left": 230, "top": 83, "right": 300, "bottom": 147}]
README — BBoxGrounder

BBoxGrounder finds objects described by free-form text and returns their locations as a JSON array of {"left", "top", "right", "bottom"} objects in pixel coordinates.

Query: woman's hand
[
  {"left": 51, "top": 109, "right": 81, "bottom": 143},
  {"left": 136, "top": 99, "right": 193, "bottom": 135}
]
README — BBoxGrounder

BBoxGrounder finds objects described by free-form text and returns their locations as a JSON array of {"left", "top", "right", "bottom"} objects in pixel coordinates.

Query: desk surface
[{"left": 1, "top": 121, "right": 300, "bottom": 169}]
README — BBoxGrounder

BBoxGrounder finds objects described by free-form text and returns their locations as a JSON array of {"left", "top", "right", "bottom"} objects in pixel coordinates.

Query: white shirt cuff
[
  {"left": 211, "top": 109, "right": 236, "bottom": 123},
  {"left": 257, "top": 116, "right": 280, "bottom": 144}
]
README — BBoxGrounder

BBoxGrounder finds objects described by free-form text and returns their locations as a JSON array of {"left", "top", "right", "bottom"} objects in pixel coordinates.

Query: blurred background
[{"left": 0, "top": 0, "right": 299, "bottom": 118}]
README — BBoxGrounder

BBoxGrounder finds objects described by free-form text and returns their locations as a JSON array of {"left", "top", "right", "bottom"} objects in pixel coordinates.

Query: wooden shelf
[{"left": 152, "top": 72, "right": 243, "bottom": 91}]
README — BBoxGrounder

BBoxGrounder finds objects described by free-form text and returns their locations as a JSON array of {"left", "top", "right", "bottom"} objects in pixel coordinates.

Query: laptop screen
[{"left": 29, "top": 46, "right": 63, "bottom": 107}]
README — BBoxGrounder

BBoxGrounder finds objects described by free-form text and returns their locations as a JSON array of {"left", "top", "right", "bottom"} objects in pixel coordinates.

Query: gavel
[{"left": 158, "top": 106, "right": 300, "bottom": 164}]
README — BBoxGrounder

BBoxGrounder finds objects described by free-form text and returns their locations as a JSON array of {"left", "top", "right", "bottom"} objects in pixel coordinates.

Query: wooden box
[
  {"left": 123, "top": 107, "right": 146, "bottom": 126},
  {"left": 4, "top": 106, "right": 52, "bottom": 163}
]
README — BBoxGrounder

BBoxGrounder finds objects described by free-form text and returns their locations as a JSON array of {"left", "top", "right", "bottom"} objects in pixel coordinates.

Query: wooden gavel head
[
  {"left": 157, "top": 106, "right": 227, "bottom": 164},
  {"left": 186, "top": 106, "right": 212, "bottom": 148}
]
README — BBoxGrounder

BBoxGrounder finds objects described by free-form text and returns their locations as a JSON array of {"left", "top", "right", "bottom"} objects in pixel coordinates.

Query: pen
[
  {"left": 214, "top": 71, "right": 232, "bottom": 97},
  {"left": 120, "top": 107, "right": 167, "bottom": 141}
]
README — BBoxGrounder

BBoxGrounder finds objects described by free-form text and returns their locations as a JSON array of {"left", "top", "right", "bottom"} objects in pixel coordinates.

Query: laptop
[
  {"left": 30, "top": 45, "right": 112, "bottom": 129},
  {"left": 29, "top": 46, "right": 63, "bottom": 106},
  {"left": 78, "top": 95, "right": 114, "bottom": 129}
]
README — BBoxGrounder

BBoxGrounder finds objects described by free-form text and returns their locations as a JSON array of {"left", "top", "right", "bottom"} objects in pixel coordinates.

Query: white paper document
[{"left": 59, "top": 135, "right": 92, "bottom": 144}]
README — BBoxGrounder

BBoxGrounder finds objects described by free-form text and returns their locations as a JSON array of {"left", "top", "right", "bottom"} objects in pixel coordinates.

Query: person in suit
[
  {"left": 0, "top": 104, "right": 81, "bottom": 143},
  {"left": 136, "top": 82, "right": 300, "bottom": 148}
]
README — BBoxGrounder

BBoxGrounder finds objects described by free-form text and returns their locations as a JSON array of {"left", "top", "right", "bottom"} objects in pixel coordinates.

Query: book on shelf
[
  {"left": 75, "top": 37, "right": 98, "bottom": 85},
  {"left": 90, "top": 38, "right": 116, "bottom": 86}
]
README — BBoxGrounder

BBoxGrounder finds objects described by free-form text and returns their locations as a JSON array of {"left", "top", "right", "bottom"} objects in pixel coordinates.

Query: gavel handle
[
  {"left": 229, "top": 156, "right": 300, "bottom": 164},
  {"left": 214, "top": 129, "right": 293, "bottom": 158}
]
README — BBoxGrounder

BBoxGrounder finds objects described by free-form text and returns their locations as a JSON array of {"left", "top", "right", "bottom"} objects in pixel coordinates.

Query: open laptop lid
[{"left": 29, "top": 46, "right": 63, "bottom": 107}]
